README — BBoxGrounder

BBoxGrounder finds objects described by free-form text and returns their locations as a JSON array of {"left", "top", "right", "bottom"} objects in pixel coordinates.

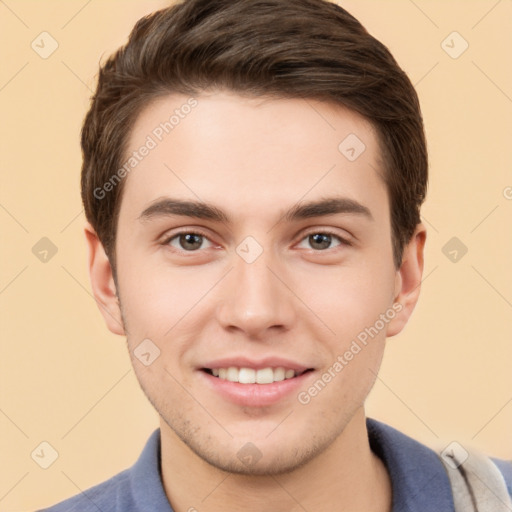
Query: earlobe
[
  {"left": 386, "top": 223, "right": 427, "bottom": 337},
  {"left": 84, "top": 223, "right": 125, "bottom": 336}
]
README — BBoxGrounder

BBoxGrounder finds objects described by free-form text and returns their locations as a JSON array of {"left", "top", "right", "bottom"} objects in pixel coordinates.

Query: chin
[
  {"left": 168, "top": 415, "right": 338, "bottom": 477},
  {"left": 195, "top": 442, "right": 324, "bottom": 477}
]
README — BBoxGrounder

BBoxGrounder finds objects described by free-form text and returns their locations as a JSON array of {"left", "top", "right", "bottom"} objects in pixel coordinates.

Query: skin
[{"left": 86, "top": 91, "right": 426, "bottom": 512}]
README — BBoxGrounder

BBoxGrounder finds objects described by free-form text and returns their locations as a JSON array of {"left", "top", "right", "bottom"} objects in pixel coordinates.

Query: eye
[
  {"left": 297, "top": 231, "right": 348, "bottom": 251},
  {"left": 164, "top": 231, "right": 214, "bottom": 252}
]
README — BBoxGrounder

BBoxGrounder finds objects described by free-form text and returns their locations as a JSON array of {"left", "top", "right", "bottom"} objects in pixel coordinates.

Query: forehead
[{"left": 119, "top": 91, "right": 388, "bottom": 224}]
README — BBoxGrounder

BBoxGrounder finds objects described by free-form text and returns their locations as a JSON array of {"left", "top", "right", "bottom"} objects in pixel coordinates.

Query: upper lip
[{"left": 199, "top": 356, "right": 313, "bottom": 373}]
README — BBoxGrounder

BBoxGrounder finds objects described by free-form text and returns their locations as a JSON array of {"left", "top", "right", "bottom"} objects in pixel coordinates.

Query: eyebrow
[{"left": 138, "top": 196, "right": 373, "bottom": 224}]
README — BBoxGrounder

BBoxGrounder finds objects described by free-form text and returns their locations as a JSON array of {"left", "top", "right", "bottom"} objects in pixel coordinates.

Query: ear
[
  {"left": 386, "top": 223, "right": 427, "bottom": 337},
  {"left": 84, "top": 222, "right": 125, "bottom": 335}
]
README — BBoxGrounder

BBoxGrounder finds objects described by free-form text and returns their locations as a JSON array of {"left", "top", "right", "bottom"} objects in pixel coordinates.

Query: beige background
[{"left": 1, "top": 0, "right": 511, "bottom": 510}]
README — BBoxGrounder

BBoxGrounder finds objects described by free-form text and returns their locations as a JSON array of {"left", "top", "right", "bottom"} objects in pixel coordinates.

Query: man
[{"left": 39, "top": 0, "right": 512, "bottom": 511}]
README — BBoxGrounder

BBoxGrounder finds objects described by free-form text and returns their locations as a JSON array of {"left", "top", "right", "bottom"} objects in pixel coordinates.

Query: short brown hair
[{"left": 81, "top": 0, "right": 428, "bottom": 272}]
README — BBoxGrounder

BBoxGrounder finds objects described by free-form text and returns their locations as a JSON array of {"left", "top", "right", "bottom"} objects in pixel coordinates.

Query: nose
[{"left": 215, "top": 247, "right": 296, "bottom": 339}]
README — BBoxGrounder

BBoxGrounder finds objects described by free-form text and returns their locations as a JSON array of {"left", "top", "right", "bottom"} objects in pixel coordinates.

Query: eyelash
[{"left": 161, "top": 228, "right": 352, "bottom": 253}]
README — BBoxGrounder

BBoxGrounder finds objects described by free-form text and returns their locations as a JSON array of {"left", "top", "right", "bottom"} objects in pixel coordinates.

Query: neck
[{"left": 160, "top": 409, "right": 392, "bottom": 512}]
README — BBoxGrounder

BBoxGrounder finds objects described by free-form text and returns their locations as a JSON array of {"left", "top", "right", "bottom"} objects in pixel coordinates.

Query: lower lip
[{"left": 199, "top": 370, "right": 314, "bottom": 407}]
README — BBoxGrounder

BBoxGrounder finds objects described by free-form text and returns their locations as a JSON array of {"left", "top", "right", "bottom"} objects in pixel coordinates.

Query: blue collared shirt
[{"left": 38, "top": 418, "right": 512, "bottom": 511}]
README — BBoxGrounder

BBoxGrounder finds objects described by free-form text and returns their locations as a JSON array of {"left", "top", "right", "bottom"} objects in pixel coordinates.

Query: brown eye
[
  {"left": 309, "top": 233, "right": 332, "bottom": 250},
  {"left": 166, "top": 232, "right": 213, "bottom": 251},
  {"left": 296, "top": 231, "right": 348, "bottom": 251},
  {"left": 179, "top": 233, "right": 203, "bottom": 250}
]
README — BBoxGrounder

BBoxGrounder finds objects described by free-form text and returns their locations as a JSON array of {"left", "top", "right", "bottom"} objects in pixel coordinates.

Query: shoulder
[
  {"left": 366, "top": 418, "right": 456, "bottom": 511},
  {"left": 36, "top": 468, "right": 133, "bottom": 512},
  {"left": 367, "top": 418, "right": 512, "bottom": 510},
  {"left": 492, "top": 457, "right": 512, "bottom": 496},
  {"left": 36, "top": 429, "right": 170, "bottom": 512}
]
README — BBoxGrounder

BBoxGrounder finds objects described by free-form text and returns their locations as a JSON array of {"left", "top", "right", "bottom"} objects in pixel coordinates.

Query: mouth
[
  {"left": 201, "top": 366, "right": 314, "bottom": 384},
  {"left": 198, "top": 361, "right": 316, "bottom": 407}
]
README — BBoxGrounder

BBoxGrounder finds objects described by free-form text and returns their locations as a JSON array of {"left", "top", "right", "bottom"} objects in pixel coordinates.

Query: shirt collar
[
  {"left": 129, "top": 419, "right": 455, "bottom": 512},
  {"left": 130, "top": 428, "right": 175, "bottom": 511},
  {"left": 366, "top": 418, "right": 455, "bottom": 512}
]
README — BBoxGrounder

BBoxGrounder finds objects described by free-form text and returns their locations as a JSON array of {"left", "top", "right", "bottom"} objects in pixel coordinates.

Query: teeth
[
  {"left": 227, "top": 367, "right": 238, "bottom": 381},
  {"left": 256, "top": 367, "right": 273, "bottom": 384},
  {"left": 285, "top": 369, "right": 295, "bottom": 379},
  {"left": 239, "top": 368, "right": 256, "bottom": 384},
  {"left": 210, "top": 366, "right": 298, "bottom": 384},
  {"left": 273, "top": 367, "right": 285, "bottom": 382}
]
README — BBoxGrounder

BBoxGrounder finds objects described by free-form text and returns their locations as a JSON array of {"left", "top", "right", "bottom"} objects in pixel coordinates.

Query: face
[{"left": 90, "top": 91, "right": 423, "bottom": 475}]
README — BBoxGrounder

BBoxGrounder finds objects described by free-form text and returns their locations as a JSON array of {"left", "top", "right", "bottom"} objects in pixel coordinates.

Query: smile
[{"left": 203, "top": 366, "right": 311, "bottom": 384}]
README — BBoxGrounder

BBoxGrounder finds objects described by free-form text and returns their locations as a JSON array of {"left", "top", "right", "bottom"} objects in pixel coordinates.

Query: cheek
[
  {"left": 303, "top": 258, "right": 396, "bottom": 339},
  {"left": 117, "top": 255, "right": 216, "bottom": 336}
]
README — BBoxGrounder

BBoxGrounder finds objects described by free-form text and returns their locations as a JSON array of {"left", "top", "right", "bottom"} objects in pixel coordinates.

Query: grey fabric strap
[{"left": 439, "top": 446, "right": 512, "bottom": 512}]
